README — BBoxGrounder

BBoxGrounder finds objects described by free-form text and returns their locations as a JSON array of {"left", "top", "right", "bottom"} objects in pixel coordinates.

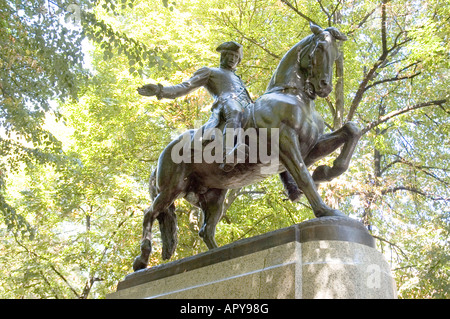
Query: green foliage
[
  {"left": 0, "top": 0, "right": 85, "bottom": 236},
  {"left": 0, "top": 0, "right": 448, "bottom": 298}
]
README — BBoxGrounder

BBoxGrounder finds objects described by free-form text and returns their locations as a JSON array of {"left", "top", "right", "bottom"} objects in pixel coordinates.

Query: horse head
[{"left": 300, "top": 23, "right": 347, "bottom": 99}]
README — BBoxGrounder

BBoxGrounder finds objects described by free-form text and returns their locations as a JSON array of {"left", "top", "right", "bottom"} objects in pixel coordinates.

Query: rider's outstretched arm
[{"left": 156, "top": 67, "right": 211, "bottom": 100}]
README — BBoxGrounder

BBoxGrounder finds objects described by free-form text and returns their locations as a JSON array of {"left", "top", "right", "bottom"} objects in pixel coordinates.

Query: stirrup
[{"left": 219, "top": 144, "right": 249, "bottom": 172}]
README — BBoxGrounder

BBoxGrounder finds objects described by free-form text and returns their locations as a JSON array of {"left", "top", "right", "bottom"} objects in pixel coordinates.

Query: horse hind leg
[
  {"left": 198, "top": 188, "right": 227, "bottom": 250},
  {"left": 133, "top": 205, "right": 158, "bottom": 271},
  {"left": 133, "top": 190, "right": 182, "bottom": 271},
  {"left": 279, "top": 171, "right": 307, "bottom": 202},
  {"left": 149, "top": 169, "right": 178, "bottom": 260}
]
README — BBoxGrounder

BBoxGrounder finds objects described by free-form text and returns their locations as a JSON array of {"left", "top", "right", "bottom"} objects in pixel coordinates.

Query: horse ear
[
  {"left": 324, "top": 27, "right": 348, "bottom": 41},
  {"left": 310, "top": 22, "right": 323, "bottom": 35}
]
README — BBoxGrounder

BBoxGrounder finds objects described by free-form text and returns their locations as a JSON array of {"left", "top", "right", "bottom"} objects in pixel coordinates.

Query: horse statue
[{"left": 133, "top": 23, "right": 361, "bottom": 271}]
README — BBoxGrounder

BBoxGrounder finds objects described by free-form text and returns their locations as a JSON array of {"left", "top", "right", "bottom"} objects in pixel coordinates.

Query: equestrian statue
[{"left": 133, "top": 23, "right": 361, "bottom": 271}]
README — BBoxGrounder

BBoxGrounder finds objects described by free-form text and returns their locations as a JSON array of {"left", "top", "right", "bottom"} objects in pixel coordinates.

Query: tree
[
  {"left": 1, "top": 0, "right": 448, "bottom": 298},
  {"left": 277, "top": 0, "right": 449, "bottom": 298},
  {"left": 0, "top": 0, "right": 155, "bottom": 237},
  {"left": 0, "top": 0, "right": 162, "bottom": 298},
  {"left": 0, "top": 0, "right": 82, "bottom": 235}
]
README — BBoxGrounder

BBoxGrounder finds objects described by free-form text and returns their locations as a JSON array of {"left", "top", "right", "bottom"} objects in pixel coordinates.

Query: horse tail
[{"left": 149, "top": 168, "right": 158, "bottom": 201}]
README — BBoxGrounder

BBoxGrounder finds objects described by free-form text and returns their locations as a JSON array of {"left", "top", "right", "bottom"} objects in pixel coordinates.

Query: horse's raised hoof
[
  {"left": 312, "top": 165, "right": 333, "bottom": 182},
  {"left": 132, "top": 255, "right": 148, "bottom": 272}
]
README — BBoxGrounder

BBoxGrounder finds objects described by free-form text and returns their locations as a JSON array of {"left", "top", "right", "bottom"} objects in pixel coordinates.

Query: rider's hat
[{"left": 216, "top": 41, "right": 243, "bottom": 60}]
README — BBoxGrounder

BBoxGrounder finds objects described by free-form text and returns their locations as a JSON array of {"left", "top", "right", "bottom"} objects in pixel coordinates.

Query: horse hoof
[
  {"left": 312, "top": 165, "right": 332, "bottom": 182},
  {"left": 315, "top": 208, "right": 345, "bottom": 218},
  {"left": 287, "top": 187, "right": 303, "bottom": 202},
  {"left": 162, "top": 243, "right": 177, "bottom": 260},
  {"left": 133, "top": 256, "right": 148, "bottom": 271},
  {"left": 162, "top": 251, "right": 172, "bottom": 261}
]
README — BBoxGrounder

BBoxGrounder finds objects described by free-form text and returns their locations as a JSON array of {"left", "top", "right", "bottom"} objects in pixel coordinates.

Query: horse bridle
[{"left": 300, "top": 36, "right": 321, "bottom": 99}]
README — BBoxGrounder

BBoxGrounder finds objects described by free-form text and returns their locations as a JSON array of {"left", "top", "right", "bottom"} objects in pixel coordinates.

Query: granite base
[{"left": 107, "top": 216, "right": 397, "bottom": 299}]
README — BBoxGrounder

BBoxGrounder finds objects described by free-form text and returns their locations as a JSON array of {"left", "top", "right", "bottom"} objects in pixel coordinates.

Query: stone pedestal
[{"left": 107, "top": 216, "right": 397, "bottom": 299}]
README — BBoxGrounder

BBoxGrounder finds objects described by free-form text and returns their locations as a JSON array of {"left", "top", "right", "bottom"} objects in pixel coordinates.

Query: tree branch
[
  {"left": 13, "top": 234, "right": 81, "bottom": 298},
  {"left": 325, "top": 96, "right": 336, "bottom": 118},
  {"left": 316, "top": 0, "right": 330, "bottom": 22},
  {"left": 79, "top": 207, "right": 135, "bottom": 298},
  {"left": 221, "top": 13, "right": 281, "bottom": 59},
  {"left": 280, "top": 0, "right": 319, "bottom": 25},
  {"left": 80, "top": 277, "right": 103, "bottom": 299},
  {"left": 347, "top": 6, "right": 378, "bottom": 35},
  {"left": 381, "top": 0, "right": 389, "bottom": 55},
  {"left": 380, "top": 158, "right": 402, "bottom": 176},
  {"left": 329, "top": 0, "right": 343, "bottom": 25},
  {"left": 237, "top": 213, "right": 274, "bottom": 240},
  {"left": 347, "top": 52, "right": 390, "bottom": 122},
  {"left": 333, "top": 47, "right": 345, "bottom": 129},
  {"left": 48, "top": 264, "right": 81, "bottom": 298},
  {"left": 346, "top": 1, "right": 413, "bottom": 122},
  {"left": 361, "top": 99, "right": 447, "bottom": 135},
  {"left": 364, "top": 71, "right": 421, "bottom": 91},
  {"left": 382, "top": 186, "right": 426, "bottom": 196},
  {"left": 372, "top": 234, "right": 408, "bottom": 258},
  {"left": 383, "top": 156, "right": 450, "bottom": 186},
  {"left": 223, "top": 188, "right": 241, "bottom": 216},
  {"left": 381, "top": 186, "right": 450, "bottom": 202}
]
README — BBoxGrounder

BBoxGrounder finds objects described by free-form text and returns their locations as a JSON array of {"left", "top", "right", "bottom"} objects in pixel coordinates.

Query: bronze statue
[
  {"left": 138, "top": 41, "right": 252, "bottom": 172},
  {"left": 133, "top": 23, "right": 361, "bottom": 271},
  {"left": 138, "top": 40, "right": 299, "bottom": 199}
]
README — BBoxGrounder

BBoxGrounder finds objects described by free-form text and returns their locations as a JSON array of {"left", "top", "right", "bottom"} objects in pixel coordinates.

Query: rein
[{"left": 300, "top": 35, "right": 319, "bottom": 99}]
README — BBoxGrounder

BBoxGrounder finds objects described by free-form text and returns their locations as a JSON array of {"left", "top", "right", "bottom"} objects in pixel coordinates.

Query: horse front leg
[
  {"left": 279, "top": 126, "right": 343, "bottom": 217},
  {"left": 307, "top": 122, "right": 361, "bottom": 183}
]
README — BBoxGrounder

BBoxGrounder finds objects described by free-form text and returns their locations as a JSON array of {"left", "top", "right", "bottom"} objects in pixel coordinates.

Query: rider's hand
[{"left": 137, "top": 83, "right": 160, "bottom": 96}]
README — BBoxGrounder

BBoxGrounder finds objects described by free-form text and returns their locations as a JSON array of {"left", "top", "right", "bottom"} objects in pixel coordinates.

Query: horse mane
[{"left": 266, "top": 34, "right": 315, "bottom": 92}]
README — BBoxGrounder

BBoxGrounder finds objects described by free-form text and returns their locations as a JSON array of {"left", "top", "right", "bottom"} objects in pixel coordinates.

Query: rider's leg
[{"left": 219, "top": 101, "right": 248, "bottom": 171}]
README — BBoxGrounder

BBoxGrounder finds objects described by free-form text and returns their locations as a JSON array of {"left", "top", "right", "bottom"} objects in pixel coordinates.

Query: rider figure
[{"left": 138, "top": 41, "right": 252, "bottom": 172}]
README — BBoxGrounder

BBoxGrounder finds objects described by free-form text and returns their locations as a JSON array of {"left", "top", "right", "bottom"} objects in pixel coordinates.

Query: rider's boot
[{"left": 219, "top": 117, "right": 248, "bottom": 172}]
